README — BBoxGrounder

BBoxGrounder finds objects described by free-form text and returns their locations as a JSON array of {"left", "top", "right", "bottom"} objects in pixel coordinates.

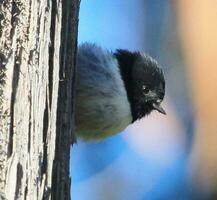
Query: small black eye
[{"left": 142, "top": 85, "right": 149, "bottom": 94}]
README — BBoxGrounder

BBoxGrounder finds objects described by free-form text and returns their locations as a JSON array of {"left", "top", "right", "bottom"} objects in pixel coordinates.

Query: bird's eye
[{"left": 142, "top": 85, "right": 149, "bottom": 94}]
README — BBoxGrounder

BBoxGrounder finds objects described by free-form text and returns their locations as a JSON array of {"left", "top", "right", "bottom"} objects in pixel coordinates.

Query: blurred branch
[{"left": 176, "top": 0, "right": 217, "bottom": 197}]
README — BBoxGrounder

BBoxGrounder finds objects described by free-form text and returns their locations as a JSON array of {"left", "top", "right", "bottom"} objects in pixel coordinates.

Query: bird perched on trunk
[{"left": 75, "top": 43, "right": 166, "bottom": 140}]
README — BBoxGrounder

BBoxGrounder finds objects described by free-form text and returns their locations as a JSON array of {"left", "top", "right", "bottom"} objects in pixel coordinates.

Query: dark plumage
[
  {"left": 75, "top": 43, "right": 166, "bottom": 140},
  {"left": 114, "top": 49, "right": 165, "bottom": 121}
]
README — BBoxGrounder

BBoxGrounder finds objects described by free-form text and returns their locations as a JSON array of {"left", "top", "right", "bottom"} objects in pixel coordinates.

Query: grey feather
[{"left": 75, "top": 43, "right": 132, "bottom": 140}]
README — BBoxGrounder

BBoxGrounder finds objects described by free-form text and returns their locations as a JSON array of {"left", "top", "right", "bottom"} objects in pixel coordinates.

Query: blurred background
[{"left": 71, "top": 0, "right": 217, "bottom": 199}]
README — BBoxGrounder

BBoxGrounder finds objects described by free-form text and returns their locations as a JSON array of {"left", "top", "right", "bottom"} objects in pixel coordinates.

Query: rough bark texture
[{"left": 0, "top": 0, "right": 79, "bottom": 199}]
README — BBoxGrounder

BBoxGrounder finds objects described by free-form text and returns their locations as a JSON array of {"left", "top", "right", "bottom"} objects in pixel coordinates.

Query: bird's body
[
  {"left": 75, "top": 43, "right": 166, "bottom": 140},
  {"left": 75, "top": 43, "right": 132, "bottom": 140}
]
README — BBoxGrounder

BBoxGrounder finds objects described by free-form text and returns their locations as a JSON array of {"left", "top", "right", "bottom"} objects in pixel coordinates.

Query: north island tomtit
[{"left": 75, "top": 43, "right": 166, "bottom": 140}]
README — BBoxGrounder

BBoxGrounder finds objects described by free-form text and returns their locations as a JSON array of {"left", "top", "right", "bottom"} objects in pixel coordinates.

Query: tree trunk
[{"left": 0, "top": 0, "right": 79, "bottom": 199}]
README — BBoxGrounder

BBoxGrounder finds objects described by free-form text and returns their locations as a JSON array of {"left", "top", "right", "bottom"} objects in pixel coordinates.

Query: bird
[{"left": 75, "top": 43, "right": 166, "bottom": 140}]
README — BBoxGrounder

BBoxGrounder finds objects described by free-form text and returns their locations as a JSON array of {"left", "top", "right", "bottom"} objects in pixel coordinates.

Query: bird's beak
[{"left": 152, "top": 102, "right": 166, "bottom": 115}]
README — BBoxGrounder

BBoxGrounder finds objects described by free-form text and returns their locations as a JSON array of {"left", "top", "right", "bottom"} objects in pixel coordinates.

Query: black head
[{"left": 114, "top": 49, "right": 166, "bottom": 122}]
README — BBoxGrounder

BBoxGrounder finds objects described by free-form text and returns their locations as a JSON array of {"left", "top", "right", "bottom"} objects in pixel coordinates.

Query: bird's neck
[{"left": 114, "top": 50, "right": 140, "bottom": 122}]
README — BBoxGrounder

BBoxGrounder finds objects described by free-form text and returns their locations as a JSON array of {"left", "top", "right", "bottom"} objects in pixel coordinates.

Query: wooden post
[{"left": 0, "top": 0, "right": 79, "bottom": 199}]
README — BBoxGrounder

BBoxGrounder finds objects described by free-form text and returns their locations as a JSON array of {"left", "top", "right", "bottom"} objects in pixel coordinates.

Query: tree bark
[{"left": 0, "top": 0, "right": 79, "bottom": 199}]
